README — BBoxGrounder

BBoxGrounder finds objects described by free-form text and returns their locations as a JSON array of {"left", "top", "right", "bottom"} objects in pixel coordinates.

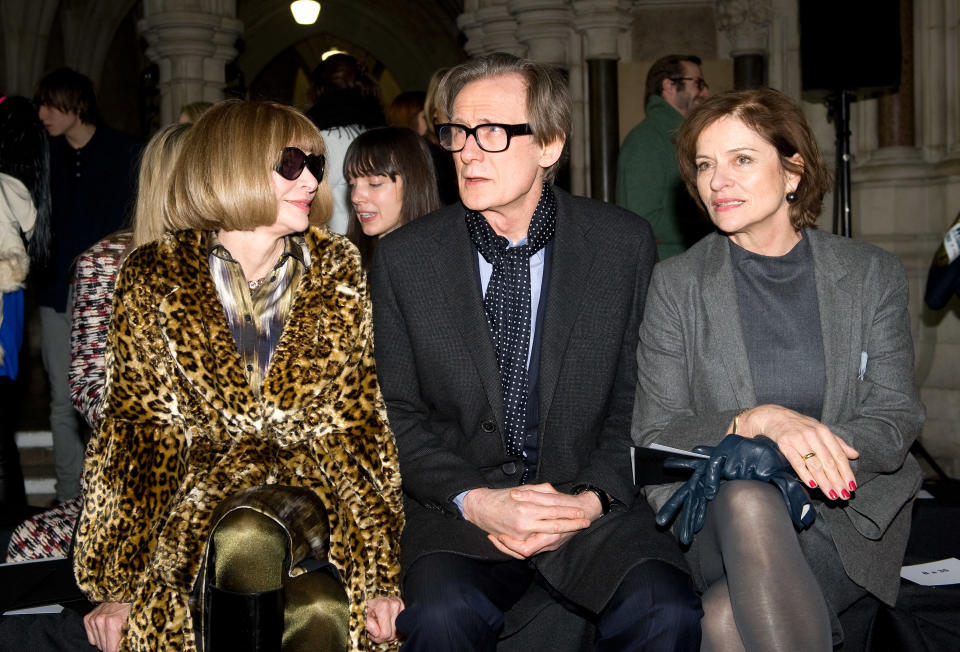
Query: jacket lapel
[
  {"left": 538, "top": 193, "right": 594, "bottom": 419},
  {"left": 701, "top": 235, "right": 757, "bottom": 408},
  {"left": 808, "top": 229, "right": 856, "bottom": 422},
  {"left": 157, "top": 231, "right": 257, "bottom": 428},
  {"left": 431, "top": 209, "right": 505, "bottom": 426}
]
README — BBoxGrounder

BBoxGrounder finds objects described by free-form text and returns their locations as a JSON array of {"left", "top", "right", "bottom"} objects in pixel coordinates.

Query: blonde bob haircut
[{"left": 168, "top": 100, "right": 332, "bottom": 232}]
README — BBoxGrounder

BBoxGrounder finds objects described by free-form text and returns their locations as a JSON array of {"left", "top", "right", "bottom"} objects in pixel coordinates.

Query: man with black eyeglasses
[
  {"left": 616, "top": 54, "right": 712, "bottom": 260},
  {"left": 370, "top": 53, "right": 701, "bottom": 651}
]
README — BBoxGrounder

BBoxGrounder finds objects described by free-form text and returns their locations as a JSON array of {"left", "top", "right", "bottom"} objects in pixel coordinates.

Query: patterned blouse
[
  {"left": 68, "top": 230, "right": 133, "bottom": 426},
  {"left": 207, "top": 232, "right": 308, "bottom": 392}
]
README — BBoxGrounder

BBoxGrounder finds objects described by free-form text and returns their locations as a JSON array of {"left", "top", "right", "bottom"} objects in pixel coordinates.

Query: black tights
[{"left": 697, "top": 481, "right": 831, "bottom": 652}]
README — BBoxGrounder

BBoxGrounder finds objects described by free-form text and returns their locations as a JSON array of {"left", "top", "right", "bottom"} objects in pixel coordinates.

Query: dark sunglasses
[{"left": 276, "top": 147, "right": 325, "bottom": 181}]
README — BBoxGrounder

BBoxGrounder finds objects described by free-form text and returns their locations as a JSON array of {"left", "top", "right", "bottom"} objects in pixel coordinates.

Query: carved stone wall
[{"left": 139, "top": 1, "right": 242, "bottom": 125}]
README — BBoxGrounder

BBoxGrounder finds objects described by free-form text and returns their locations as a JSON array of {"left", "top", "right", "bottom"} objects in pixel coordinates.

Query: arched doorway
[{"left": 238, "top": 0, "right": 465, "bottom": 109}]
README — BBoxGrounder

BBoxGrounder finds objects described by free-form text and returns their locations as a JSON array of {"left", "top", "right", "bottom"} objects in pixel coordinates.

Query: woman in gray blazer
[{"left": 632, "top": 88, "right": 924, "bottom": 651}]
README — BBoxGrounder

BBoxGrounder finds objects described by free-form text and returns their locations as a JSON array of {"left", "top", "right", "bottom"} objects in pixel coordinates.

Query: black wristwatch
[{"left": 572, "top": 484, "right": 610, "bottom": 517}]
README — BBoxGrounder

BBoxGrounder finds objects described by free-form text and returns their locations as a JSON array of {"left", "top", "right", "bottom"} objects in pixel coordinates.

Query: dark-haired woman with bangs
[{"left": 345, "top": 126, "right": 440, "bottom": 267}]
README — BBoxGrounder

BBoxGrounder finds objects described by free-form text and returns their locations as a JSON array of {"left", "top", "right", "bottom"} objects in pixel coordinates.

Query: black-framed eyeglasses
[
  {"left": 276, "top": 147, "right": 325, "bottom": 181},
  {"left": 435, "top": 123, "right": 533, "bottom": 153},
  {"left": 670, "top": 76, "right": 709, "bottom": 91}
]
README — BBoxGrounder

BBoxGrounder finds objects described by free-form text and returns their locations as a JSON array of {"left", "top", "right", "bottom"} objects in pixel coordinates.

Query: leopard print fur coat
[{"left": 73, "top": 227, "right": 404, "bottom": 651}]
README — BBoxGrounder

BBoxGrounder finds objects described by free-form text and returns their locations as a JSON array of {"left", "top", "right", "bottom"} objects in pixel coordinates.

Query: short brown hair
[
  {"left": 344, "top": 126, "right": 440, "bottom": 266},
  {"left": 33, "top": 67, "right": 100, "bottom": 125},
  {"left": 644, "top": 55, "right": 701, "bottom": 107},
  {"left": 675, "top": 88, "right": 831, "bottom": 230},
  {"left": 168, "top": 100, "right": 332, "bottom": 231},
  {"left": 437, "top": 53, "right": 570, "bottom": 182},
  {"left": 386, "top": 91, "right": 426, "bottom": 132}
]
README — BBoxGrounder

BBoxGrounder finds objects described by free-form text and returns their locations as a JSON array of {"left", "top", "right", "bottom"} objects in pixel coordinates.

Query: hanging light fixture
[
  {"left": 290, "top": 0, "right": 321, "bottom": 25},
  {"left": 321, "top": 49, "right": 348, "bottom": 61}
]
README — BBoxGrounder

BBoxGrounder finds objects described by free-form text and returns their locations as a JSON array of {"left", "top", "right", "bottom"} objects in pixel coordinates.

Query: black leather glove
[
  {"left": 696, "top": 434, "right": 816, "bottom": 530},
  {"left": 655, "top": 453, "right": 724, "bottom": 545},
  {"left": 656, "top": 434, "right": 816, "bottom": 545}
]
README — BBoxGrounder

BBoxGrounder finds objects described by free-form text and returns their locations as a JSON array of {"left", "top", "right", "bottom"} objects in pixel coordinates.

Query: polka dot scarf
[{"left": 465, "top": 182, "right": 557, "bottom": 458}]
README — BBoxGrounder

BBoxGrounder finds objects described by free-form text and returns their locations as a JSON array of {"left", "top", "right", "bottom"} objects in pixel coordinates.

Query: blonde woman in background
[
  {"left": 69, "top": 123, "right": 192, "bottom": 421},
  {"left": 179, "top": 101, "right": 213, "bottom": 124},
  {"left": 421, "top": 67, "right": 458, "bottom": 205},
  {"left": 422, "top": 67, "right": 449, "bottom": 145}
]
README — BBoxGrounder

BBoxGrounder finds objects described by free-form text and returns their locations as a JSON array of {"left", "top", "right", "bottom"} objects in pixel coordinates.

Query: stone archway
[{"left": 237, "top": 0, "right": 465, "bottom": 103}]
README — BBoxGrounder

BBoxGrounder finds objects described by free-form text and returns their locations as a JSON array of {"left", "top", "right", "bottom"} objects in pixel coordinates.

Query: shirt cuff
[{"left": 452, "top": 490, "right": 470, "bottom": 516}]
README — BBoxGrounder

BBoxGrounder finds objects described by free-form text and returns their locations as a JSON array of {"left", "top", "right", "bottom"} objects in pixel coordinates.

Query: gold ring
[{"left": 802, "top": 452, "right": 817, "bottom": 460}]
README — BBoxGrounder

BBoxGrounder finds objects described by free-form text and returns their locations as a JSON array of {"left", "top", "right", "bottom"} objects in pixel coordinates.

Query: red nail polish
[
  {"left": 829, "top": 490, "right": 838, "bottom": 500},
  {"left": 841, "top": 489, "right": 850, "bottom": 499},
  {"left": 808, "top": 480, "right": 817, "bottom": 488},
  {"left": 849, "top": 481, "right": 857, "bottom": 491}
]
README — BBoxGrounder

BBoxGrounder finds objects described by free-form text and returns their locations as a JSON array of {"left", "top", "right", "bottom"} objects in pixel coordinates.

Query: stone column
[
  {"left": 457, "top": 1, "right": 487, "bottom": 57},
  {"left": 573, "top": 0, "right": 632, "bottom": 200},
  {"left": 946, "top": 0, "right": 960, "bottom": 163},
  {"left": 138, "top": 2, "right": 242, "bottom": 125},
  {"left": 878, "top": 0, "right": 916, "bottom": 149},
  {"left": 584, "top": 59, "right": 619, "bottom": 201},
  {"left": 916, "top": 0, "right": 954, "bottom": 163},
  {"left": 716, "top": 0, "right": 772, "bottom": 89},
  {"left": 475, "top": 1, "right": 524, "bottom": 56},
  {"left": 850, "top": 0, "right": 960, "bottom": 476},
  {"left": 912, "top": 0, "right": 960, "bottom": 475},
  {"left": 511, "top": 0, "right": 571, "bottom": 67},
  {"left": 859, "top": 0, "right": 923, "bottom": 167}
]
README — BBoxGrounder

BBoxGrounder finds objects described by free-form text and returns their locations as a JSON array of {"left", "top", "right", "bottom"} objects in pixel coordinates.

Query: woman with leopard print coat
[{"left": 73, "top": 101, "right": 404, "bottom": 652}]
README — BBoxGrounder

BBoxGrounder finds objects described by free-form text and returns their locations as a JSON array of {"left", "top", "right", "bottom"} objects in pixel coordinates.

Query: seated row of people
[{"left": 5, "top": 52, "right": 923, "bottom": 652}]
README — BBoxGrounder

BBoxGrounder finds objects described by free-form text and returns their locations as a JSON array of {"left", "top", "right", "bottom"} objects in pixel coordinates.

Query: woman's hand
[
  {"left": 736, "top": 405, "right": 859, "bottom": 501},
  {"left": 366, "top": 596, "right": 404, "bottom": 644},
  {"left": 83, "top": 601, "right": 131, "bottom": 652}
]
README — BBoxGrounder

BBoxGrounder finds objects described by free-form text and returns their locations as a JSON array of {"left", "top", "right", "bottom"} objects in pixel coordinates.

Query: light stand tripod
[{"left": 828, "top": 90, "right": 853, "bottom": 237}]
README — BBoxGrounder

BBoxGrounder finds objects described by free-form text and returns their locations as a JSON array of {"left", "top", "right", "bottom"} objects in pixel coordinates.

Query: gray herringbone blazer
[
  {"left": 371, "top": 187, "right": 687, "bottom": 615},
  {"left": 632, "top": 229, "right": 925, "bottom": 606}
]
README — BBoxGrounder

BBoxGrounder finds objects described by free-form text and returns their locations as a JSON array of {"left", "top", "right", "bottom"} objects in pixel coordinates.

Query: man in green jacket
[{"left": 616, "top": 54, "right": 711, "bottom": 260}]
